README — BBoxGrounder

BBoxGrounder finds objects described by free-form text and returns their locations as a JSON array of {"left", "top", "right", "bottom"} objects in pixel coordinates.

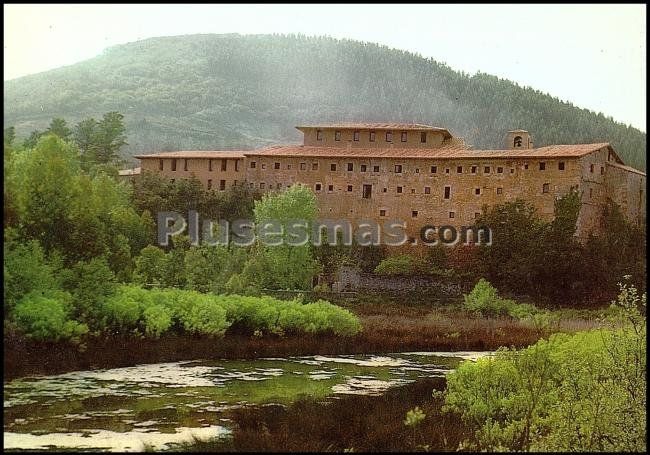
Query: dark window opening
[
  {"left": 471, "top": 166, "right": 477, "bottom": 174},
  {"left": 315, "top": 183, "right": 322, "bottom": 191},
  {"left": 353, "top": 131, "right": 360, "bottom": 141},
  {"left": 250, "top": 161, "right": 256, "bottom": 169},
  {"left": 431, "top": 165, "right": 437, "bottom": 173},
  {"left": 412, "top": 210, "right": 418, "bottom": 218},
  {"left": 207, "top": 179, "right": 212, "bottom": 190},
  {"left": 401, "top": 131, "right": 407, "bottom": 142},
  {"left": 328, "top": 185, "right": 334, "bottom": 192},
  {"left": 600, "top": 166, "right": 605, "bottom": 175},
  {"left": 475, "top": 212, "right": 481, "bottom": 219},
  {"left": 424, "top": 186, "right": 431, "bottom": 195},
  {"left": 449, "top": 211, "right": 455, "bottom": 219},
  {"left": 395, "top": 164, "right": 403, "bottom": 173},
  {"left": 219, "top": 180, "right": 226, "bottom": 191},
  {"left": 316, "top": 130, "right": 323, "bottom": 141},
  {"left": 221, "top": 160, "right": 227, "bottom": 172},
  {"left": 235, "top": 160, "right": 239, "bottom": 171},
  {"left": 184, "top": 159, "right": 188, "bottom": 171},
  {"left": 444, "top": 186, "right": 451, "bottom": 199},
  {"left": 347, "top": 185, "right": 353, "bottom": 192},
  {"left": 457, "top": 166, "right": 463, "bottom": 173},
  {"left": 484, "top": 166, "right": 490, "bottom": 174},
  {"left": 369, "top": 131, "right": 376, "bottom": 142},
  {"left": 397, "top": 186, "right": 403, "bottom": 194},
  {"left": 475, "top": 188, "right": 481, "bottom": 195},
  {"left": 558, "top": 161, "right": 565, "bottom": 171},
  {"left": 159, "top": 159, "right": 164, "bottom": 171},
  {"left": 300, "top": 162, "right": 306, "bottom": 170},
  {"left": 590, "top": 164, "right": 594, "bottom": 173},
  {"left": 347, "top": 163, "right": 353, "bottom": 171},
  {"left": 386, "top": 131, "right": 393, "bottom": 142},
  {"left": 172, "top": 159, "right": 177, "bottom": 171},
  {"left": 513, "top": 136, "right": 523, "bottom": 147},
  {"left": 445, "top": 168, "right": 450, "bottom": 174},
  {"left": 539, "top": 162, "right": 546, "bottom": 171},
  {"left": 331, "top": 163, "right": 337, "bottom": 171},
  {"left": 542, "top": 183, "right": 549, "bottom": 193},
  {"left": 380, "top": 209, "right": 386, "bottom": 217},
  {"left": 497, "top": 187, "right": 503, "bottom": 195},
  {"left": 420, "top": 132, "right": 427, "bottom": 143},
  {"left": 312, "top": 163, "right": 318, "bottom": 170},
  {"left": 362, "top": 184, "right": 372, "bottom": 199},
  {"left": 274, "top": 162, "right": 280, "bottom": 170},
  {"left": 373, "top": 165, "right": 380, "bottom": 172},
  {"left": 361, "top": 164, "right": 367, "bottom": 172},
  {"left": 335, "top": 130, "right": 341, "bottom": 141},
  {"left": 497, "top": 167, "right": 504, "bottom": 173}
]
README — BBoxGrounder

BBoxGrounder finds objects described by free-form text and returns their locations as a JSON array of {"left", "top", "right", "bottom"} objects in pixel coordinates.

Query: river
[{"left": 4, "top": 351, "right": 489, "bottom": 452}]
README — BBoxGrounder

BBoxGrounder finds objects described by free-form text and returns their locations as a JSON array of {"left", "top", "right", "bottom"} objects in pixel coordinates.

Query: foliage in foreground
[{"left": 443, "top": 280, "right": 646, "bottom": 452}]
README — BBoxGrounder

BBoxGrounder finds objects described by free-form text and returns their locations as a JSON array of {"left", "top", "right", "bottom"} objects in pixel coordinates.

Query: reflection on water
[{"left": 4, "top": 351, "right": 490, "bottom": 452}]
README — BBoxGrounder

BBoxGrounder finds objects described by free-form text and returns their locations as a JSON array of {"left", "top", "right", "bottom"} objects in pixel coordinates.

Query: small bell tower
[{"left": 506, "top": 130, "right": 533, "bottom": 149}]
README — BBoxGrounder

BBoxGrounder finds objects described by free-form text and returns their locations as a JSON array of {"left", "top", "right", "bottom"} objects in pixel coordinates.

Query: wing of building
[{"left": 133, "top": 123, "right": 646, "bottom": 243}]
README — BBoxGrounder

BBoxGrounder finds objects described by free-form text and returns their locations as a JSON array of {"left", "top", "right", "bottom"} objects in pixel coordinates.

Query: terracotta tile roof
[
  {"left": 296, "top": 123, "right": 453, "bottom": 138},
  {"left": 134, "top": 150, "right": 246, "bottom": 159},
  {"left": 118, "top": 167, "right": 141, "bottom": 176},
  {"left": 244, "top": 143, "right": 612, "bottom": 160},
  {"left": 606, "top": 161, "right": 646, "bottom": 176}
]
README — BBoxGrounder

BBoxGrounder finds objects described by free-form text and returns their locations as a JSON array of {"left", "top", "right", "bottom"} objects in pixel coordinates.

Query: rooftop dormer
[
  {"left": 506, "top": 130, "right": 533, "bottom": 149},
  {"left": 296, "top": 123, "right": 453, "bottom": 148}
]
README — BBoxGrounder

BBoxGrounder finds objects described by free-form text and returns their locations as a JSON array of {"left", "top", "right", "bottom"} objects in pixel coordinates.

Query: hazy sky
[{"left": 4, "top": 4, "right": 646, "bottom": 131}]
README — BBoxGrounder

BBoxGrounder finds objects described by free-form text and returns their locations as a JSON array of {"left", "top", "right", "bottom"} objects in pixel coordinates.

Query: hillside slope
[{"left": 4, "top": 33, "right": 646, "bottom": 170}]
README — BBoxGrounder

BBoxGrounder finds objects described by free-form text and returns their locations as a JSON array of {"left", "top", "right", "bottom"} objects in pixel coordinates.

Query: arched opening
[{"left": 513, "top": 136, "right": 523, "bottom": 147}]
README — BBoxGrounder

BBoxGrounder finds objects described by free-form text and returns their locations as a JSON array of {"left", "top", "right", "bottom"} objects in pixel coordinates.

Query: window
[
  {"left": 331, "top": 163, "right": 337, "bottom": 171},
  {"left": 312, "top": 163, "right": 318, "bottom": 171},
  {"left": 510, "top": 168, "right": 515, "bottom": 173},
  {"left": 444, "top": 186, "right": 451, "bottom": 199},
  {"left": 361, "top": 164, "right": 367, "bottom": 172},
  {"left": 386, "top": 131, "right": 393, "bottom": 142},
  {"left": 431, "top": 165, "right": 437, "bottom": 174},
  {"left": 276, "top": 183, "right": 281, "bottom": 189},
  {"left": 316, "top": 130, "right": 323, "bottom": 141},
  {"left": 484, "top": 166, "right": 490, "bottom": 174},
  {"left": 411, "top": 188, "right": 416, "bottom": 194},
  {"left": 401, "top": 131, "right": 407, "bottom": 142},
  {"left": 539, "top": 162, "right": 546, "bottom": 171},
  {"left": 172, "top": 159, "right": 177, "bottom": 171},
  {"left": 221, "top": 159, "right": 227, "bottom": 172},
  {"left": 513, "top": 136, "right": 523, "bottom": 147},
  {"left": 369, "top": 131, "right": 376, "bottom": 142},
  {"left": 220, "top": 180, "right": 226, "bottom": 191},
  {"left": 497, "top": 187, "right": 503, "bottom": 195},
  {"left": 335, "top": 130, "right": 341, "bottom": 141},
  {"left": 184, "top": 159, "right": 188, "bottom": 171},
  {"left": 600, "top": 166, "right": 605, "bottom": 175},
  {"left": 412, "top": 210, "right": 418, "bottom": 218},
  {"left": 235, "top": 160, "right": 239, "bottom": 171},
  {"left": 471, "top": 166, "right": 477, "bottom": 174},
  {"left": 347, "top": 185, "right": 353, "bottom": 192},
  {"left": 449, "top": 211, "right": 455, "bottom": 219},
  {"left": 382, "top": 187, "right": 387, "bottom": 193},
  {"left": 424, "top": 186, "right": 431, "bottom": 194},
  {"left": 260, "top": 183, "right": 265, "bottom": 189},
  {"left": 380, "top": 209, "right": 386, "bottom": 217},
  {"left": 457, "top": 166, "right": 463, "bottom": 173},
  {"left": 589, "top": 188, "right": 593, "bottom": 198},
  {"left": 300, "top": 162, "right": 306, "bottom": 170},
  {"left": 328, "top": 184, "right": 334, "bottom": 192},
  {"left": 287, "top": 164, "right": 291, "bottom": 170},
  {"left": 590, "top": 164, "right": 594, "bottom": 173},
  {"left": 497, "top": 167, "right": 503, "bottom": 174},
  {"left": 445, "top": 168, "right": 450, "bottom": 174},
  {"left": 315, "top": 183, "right": 322, "bottom": 191},
  {"left": 159, "top": 159, "right": 164, "bottom": 171},
  {"left": 347, "top": 163, "right": 353, "bottom": 171},
  {"left": 558, "top": 161, "right": 565, "bottom": 171},
  {"left": 274, "top": 162, "right": 280, "bottom": 170},
  {"left": 420, "top": 132, "right": 427, "bottom": 143},
  {"left": 524, "top": 163, "right": 529, "bottom": 170},
  {"left": 261, "top": 163, "right": 266, "bottom": 170},
  {"left": 475, "top": 188, "right": 481, "bottom": 195},
  {"left": 397, "top": 186, "right": 403, "bottom": 194},
  {"left": 250, "top": 161, "right": 256, "bottom": 169},
  {"left": 415, "top": 168, "right": 420, "bottom": 173},
  {"left": 362, "top": 184, "right": 372, "bottom": 199},
  {"left": 208, "top": 159, "right": 213, "bottom": 172},
  {"left": 353, "top": 131, "right": 360, "bottom": 141},
  {"left": 207, "top": 179, "right": 212, "bottom": 190},
  {"left": 249, "top": 182, "right": 254, "bottom": 188},
  {"left": 542, "top": 183, "right": 549, "bottom": 193},
  {"left": 475, "top": 212, "right": 481, "bottom": 219},
  {"left": 373, "top": 165, "right": 380, "bottom": 172},
  {"left": 395, "top": 164, "right": 403, "bottom": 173}
]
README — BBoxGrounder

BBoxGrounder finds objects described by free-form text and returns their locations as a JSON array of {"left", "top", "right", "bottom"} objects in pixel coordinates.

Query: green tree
[
  {"left": 95, "top": 111, "right": 127, "bottom": 165},
  {"left": 4, "top": 126, "right": 15, "bottom": 145},
  {"left": 46, "top": 118, "right": 72, "bottom": 140}
]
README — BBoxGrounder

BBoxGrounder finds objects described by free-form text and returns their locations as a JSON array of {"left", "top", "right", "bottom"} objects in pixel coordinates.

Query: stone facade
[{"left": 134, "top": 123, "right": 646, "bottom": 243}]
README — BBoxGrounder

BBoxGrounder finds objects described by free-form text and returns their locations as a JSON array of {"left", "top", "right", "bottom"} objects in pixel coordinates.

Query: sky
[{"left": 3, "top": 4, "right": 646, "bottom": 131}]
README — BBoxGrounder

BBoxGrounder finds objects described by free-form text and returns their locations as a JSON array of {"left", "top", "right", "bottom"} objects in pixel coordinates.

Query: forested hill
[{"left": 4, "top": 33, "right": 646, "bottom": 170}]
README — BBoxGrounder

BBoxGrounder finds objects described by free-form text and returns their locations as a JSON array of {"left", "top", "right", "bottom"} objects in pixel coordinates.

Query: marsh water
[{"left": 4, "top": 351, "right": 488, "bottom": 452}]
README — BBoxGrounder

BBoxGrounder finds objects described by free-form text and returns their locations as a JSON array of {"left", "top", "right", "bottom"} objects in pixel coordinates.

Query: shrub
[
  {"left": 142, "top": 304, "right": 173, "bottom": 337},
  {"left": 181, "top": 296, "right": 230, "bottom": 336},
  {"left": 374, "top": 255, "right": 428, "bottom": 276},
  {"left": 444, "top": 282, "right": 646, "bottom": 452},
  {"left": 13, "top": 291, "right": 88, "bottom": 342}
]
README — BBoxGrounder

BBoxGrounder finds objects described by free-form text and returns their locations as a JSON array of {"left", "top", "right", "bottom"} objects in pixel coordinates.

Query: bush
[
  {"left": 180, "top": 296, "right": 230, "bottom": 336},
  {"left": 374, "top": 255, "right": 428, "bottom": 276},
  {"left": 13, "top": 291, "right": 88, "bottom": 342},
  {"left": 444, "top": 282, "right": 646, "bottom": 452},
  {"left": 142, "top": 304, "right": 173, "bottom": 337},
  {"left": 463, "top": 278, "right": 515, "bottom": 316}
]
